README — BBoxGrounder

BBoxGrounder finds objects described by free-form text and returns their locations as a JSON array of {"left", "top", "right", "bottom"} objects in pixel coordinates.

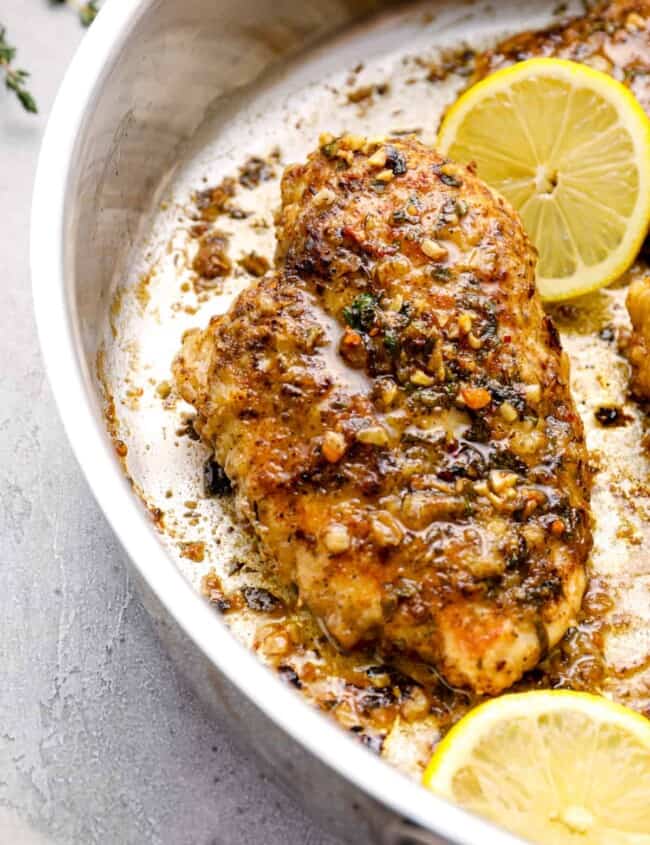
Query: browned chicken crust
[{"left": 174, "top": 135, "right": 592, "bottom": 694}]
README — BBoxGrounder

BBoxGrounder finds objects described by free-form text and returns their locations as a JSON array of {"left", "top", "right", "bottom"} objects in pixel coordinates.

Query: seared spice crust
[{"left": 174, "top": 135, "right": 592, "bottom": 694}]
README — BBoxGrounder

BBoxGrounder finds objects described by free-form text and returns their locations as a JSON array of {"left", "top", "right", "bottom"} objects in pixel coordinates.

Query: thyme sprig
[
  {"left": 49, "top": 1, "right": 101, "bottom": 27},
  {"left": 0, "top": 26, "right": 37, "bottom": 113},
  {"left": 1, "top": 2, "right": 102, "bottom": 115}
]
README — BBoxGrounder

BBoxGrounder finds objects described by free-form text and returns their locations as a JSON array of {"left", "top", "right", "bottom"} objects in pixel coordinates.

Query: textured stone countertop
[{"left": 0, "top": 4, "right": 341, "bottom": 843}]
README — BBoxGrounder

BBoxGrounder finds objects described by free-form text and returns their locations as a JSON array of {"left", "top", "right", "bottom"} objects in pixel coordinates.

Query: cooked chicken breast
[{"left": 174, "top": 135, "right": 592, "bottom": 694}]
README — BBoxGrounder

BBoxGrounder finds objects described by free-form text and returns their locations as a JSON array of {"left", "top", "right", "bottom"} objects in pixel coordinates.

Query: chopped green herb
[
  {"left": 0, "top": 26, "right": 36, "bottom": 113},
  {"left": 431, "top": 264, "right": 452, "bottom": 282},
  {"left": 3, "top": 3, "right": 103, "bottom": 116},
  {"left": 49, "top": 0, "right": 103, "bottom": 27},
  {"left": 383, "top": 331, "right": 399, "bottom": 353},
  {"left": 440, "top": 172, "right": 462, "bottom": 188},
  {"left": 79, "top": 2, "right": 100, "bottom": 26},
  {"left": 343, "top": 293, "right": 378, "bottom": 332}
]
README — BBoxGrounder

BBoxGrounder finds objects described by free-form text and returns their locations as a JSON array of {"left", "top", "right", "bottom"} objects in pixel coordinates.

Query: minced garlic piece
[
  {"left": 368, "top": 148, "right": 387, "bottom": 168},
  {"left": 421, "top": 238, "right": 448, "bottom": 260},
  {"left": 322, "top": 430, "right": 346, "bottom": 462},
  {"left": 356, "top": 426, "right": 389, "bottom": 446},
  {"left": 523, "top": 382, "right": 541, "bottom": 404},
  {"left": 411, "top": 369, "right": 435, "bottom": 387},
  {"left": 370, "top": 512, "right": 404, "bottom": 548},
  {"left": 489, "top": 470, "right": 518, "bottom": 495},
  {"left": 324, "top": 524, "right": 351, "bottom": 554},
  {"left": 313, "top": 188, "right": 336, "bottom": 207},
  {"left": 626, "top": 11, "right": 645, "bottom": 30},
  {"left": 381, "top": 381, "right": 398, "bottom": 406},
  {"left": 499, "top": 401, "right": 518, "bottom": 422},
  {"left": 340, "top": 133, "right": 365, "bottom": 151}
]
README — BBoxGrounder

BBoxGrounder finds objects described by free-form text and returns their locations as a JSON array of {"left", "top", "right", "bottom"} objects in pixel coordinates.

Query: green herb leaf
[
  {"left": 2, "top": 3, "right": 102, "bottom": 118},
  {"left": 431, "top": 264, "right": 452, "bottom": 282},
  {"left": 17, "top": 86, "right": 37, "bottom": 113},
  {"left": 0, "top": 26, "right": 37, "bottom": 113},
  {"left": 439, "top": 172, "right": 462, "bottom": 188},
  {"left": 343, "top": 292, "right": 378, "bottom": 332},
  {"left": 383, "top": 331, "right": 399, "bottom": 354},
  {"left": 79, "top": 2, "right": 100, "bottom": 27}
]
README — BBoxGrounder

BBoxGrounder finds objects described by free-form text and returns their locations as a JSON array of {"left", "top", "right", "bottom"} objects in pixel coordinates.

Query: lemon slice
[
  {"left": 438, "top": 58, "right": 650, "bottom": 301},
  {"left": 423, "top": 691, "right": 650, "bottom": 844}
]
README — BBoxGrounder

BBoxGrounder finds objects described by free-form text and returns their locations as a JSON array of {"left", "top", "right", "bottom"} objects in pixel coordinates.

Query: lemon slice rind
[
  {"left": 423, "top": 690, "right": 650, "bottom": 844},
  {"left": 438, "top": 58, "right": 650, "bottom": 302}
]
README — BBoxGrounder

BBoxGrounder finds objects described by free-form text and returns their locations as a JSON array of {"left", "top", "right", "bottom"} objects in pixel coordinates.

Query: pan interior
[{"left": 98, "top": 0, "right": 650, "bottom": 779}]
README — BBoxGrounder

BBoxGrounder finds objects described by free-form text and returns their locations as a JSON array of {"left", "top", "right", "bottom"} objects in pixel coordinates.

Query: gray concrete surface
[{"left": 0, "top": 5, "right": 342, "bottom": 844}]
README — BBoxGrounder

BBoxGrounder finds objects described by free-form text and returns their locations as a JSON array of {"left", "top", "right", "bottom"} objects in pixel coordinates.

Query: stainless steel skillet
[{"left": 31, "top": 0, "right": 606, "bottom": 842}]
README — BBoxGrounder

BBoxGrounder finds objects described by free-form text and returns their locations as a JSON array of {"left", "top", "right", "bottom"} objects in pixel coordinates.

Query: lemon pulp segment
[
  {"left": 424, "top": 690, "right": 650, "bottom": 844},
  {"left": 438, "top": 59, "right": 650, "bottom": 301}
]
